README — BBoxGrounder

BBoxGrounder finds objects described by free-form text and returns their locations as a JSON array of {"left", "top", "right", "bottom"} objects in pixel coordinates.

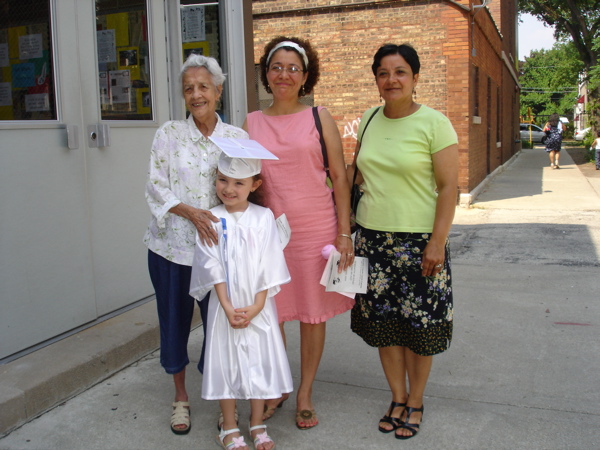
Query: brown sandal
[
  {"left": 262, "top": 396, "right": 287, "bottom": 421},
  {"left": 296, "top": 409, "right": 318, "bottom": 430}
]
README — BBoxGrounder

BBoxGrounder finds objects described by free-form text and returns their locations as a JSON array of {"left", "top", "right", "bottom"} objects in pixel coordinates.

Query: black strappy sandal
[
  {"left": 395, "top": 405, "right": 424, "bottom": 440},
  {"left": 378, "top": 401, "right": 406, "bottom": 433}
]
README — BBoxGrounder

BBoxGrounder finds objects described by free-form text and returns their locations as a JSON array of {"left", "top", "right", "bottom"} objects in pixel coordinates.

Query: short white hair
[{"left": 180, "top": 53, "right": 226, "bottom": 87}]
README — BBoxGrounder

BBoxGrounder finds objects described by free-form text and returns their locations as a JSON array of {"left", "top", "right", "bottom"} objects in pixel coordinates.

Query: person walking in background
[
  {"left": 347, "top": 43, "right": 458, "bottom": 440},
  {"left": 243, "top": 36, "right": 355, "bottom": 430},
  {"left": 543, "top": 113, "right": 564, "bottom": 169},
  {"left": 190, "top": 150, "right": 291, "bottom": 450},
  {"left": 591, "top": 130, "right": 600, "bottom": 170},
  {"left": 143, "top": 54, "right": 248, "bottom": 435}
]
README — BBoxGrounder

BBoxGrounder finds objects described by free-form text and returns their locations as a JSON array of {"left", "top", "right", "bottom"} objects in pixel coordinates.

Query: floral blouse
[{"left": 143, "top": 113, "right": 248, "bottom": 265}]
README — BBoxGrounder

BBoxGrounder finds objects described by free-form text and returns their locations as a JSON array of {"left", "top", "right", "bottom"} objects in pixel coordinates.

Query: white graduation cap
[{"left": 209, "top": 136, "right": 279, "bottom": 179}]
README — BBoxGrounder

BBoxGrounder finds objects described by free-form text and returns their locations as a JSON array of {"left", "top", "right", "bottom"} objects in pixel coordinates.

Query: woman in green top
[{"left": 347, "top": 43, "right": 458, "bottom": 440}]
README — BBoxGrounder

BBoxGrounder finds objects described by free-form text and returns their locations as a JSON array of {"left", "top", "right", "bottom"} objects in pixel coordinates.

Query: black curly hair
[{"left": 259, "top": 36, "right": 320, "bottom": 97}]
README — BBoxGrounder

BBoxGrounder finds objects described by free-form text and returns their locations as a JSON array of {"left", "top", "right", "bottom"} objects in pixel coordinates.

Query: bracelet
[{"left": 338, "top": 234, "right": 352, "bottom": 240}]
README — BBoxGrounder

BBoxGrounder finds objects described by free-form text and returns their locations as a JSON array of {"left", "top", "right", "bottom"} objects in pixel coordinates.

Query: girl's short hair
[
  {"left": 259, "top": 36, "right": 320, "bottom": 97},
  {"left": 372, "top": 43, "right": 420, "bottom": 76},
  {"left": 180, "top": 54, "right": 226, "bottom": 88}
]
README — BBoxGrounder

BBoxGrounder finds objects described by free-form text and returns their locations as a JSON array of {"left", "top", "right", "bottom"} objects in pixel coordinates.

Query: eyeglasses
[{"left": 269, "top": 65, "right": 304, "bottom": 75}]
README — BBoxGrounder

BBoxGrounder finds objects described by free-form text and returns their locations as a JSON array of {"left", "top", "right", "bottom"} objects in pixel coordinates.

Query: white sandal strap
[
  {"left": 218, "top": 428, "right": 247, "bottom": 449},
  {"left": 219, "top": 427, "right": 242, "bottom": 438},
  {"left": 249, "top": 424, "right": 267, "bottom": 432}
]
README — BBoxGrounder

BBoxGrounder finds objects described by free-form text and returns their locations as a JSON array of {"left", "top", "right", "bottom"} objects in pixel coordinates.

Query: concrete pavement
[{"left": 1, "top": 146, "right": 599, "bottom": 449}]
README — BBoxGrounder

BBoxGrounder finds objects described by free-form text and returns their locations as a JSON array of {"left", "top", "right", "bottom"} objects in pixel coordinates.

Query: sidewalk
[{"left": 1, "top": 147, "right": 599, "bottom": 449}]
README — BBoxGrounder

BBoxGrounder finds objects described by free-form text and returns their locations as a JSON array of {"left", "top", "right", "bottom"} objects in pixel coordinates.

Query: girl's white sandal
[
  {"left": 217, "top": 427, "right": 248, "bottom": 449},
  {"left": 249, "top": 424, "right": 275, "bottom": 450}
]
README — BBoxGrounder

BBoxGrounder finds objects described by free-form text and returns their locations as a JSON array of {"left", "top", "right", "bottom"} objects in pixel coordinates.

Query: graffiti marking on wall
[{"left": 343, "top": 117, "right": 361, "bottom": 140}]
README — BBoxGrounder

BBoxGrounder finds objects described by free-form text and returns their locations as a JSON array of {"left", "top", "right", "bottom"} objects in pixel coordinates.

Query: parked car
[
  {"left": 520, "top": 123, "right": 546, "bottom": 144},
  {"left": 574, "top": 127, "right": 591, "bottom": 141}
]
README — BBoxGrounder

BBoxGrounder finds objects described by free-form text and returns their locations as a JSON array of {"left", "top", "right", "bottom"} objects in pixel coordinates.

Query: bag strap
[
  {"left": 312, "top": 106, "right": 329, "bottom": 176},
  {"left": 352, "top": 106, "right": 381, "bottom": 185},
  {"left": 358, "top": 106, "right": 381, "bottom": 144}
]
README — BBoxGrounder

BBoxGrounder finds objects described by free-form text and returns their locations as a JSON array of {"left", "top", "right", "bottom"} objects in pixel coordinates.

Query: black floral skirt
[{"left": 351, "top": 227, "right": 453, "bottom": 356}]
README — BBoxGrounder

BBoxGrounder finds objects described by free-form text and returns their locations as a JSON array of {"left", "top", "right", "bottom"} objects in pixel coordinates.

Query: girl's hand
[
  {"left": 420, "top": 240, "right": 445, "bottom": 277},
  {"left": 334, "top": 234, "right": 355, "bottom": 273},
  {"left": 235, "top": 304, "right": 263, "bottom": 323},
  {"left": 225, "top": 308, "right": 250, "bottom": 329}
]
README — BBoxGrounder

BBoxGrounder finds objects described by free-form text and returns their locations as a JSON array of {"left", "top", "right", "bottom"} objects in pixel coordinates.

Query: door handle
[
  {"left": 66, "top": 124, "right": 80, "bottom": 149},
  {"left": 87, "top": 124, "right": 111, "bottom": 148}
]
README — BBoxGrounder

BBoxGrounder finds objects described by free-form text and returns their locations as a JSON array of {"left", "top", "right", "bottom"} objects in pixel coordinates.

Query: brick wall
[{"left": 251, "top": 0, "right": 519, "bottom": 195}]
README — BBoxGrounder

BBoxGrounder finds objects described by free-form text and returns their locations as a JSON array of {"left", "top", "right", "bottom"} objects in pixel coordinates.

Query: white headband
[{"left": 266, "top": 41, "right": 309, "bottom": 69}]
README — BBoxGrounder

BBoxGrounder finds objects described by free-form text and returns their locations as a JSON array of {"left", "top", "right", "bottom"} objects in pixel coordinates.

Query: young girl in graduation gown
[{"left": 190, "top": 149, "right": 292, "bottom": 450}]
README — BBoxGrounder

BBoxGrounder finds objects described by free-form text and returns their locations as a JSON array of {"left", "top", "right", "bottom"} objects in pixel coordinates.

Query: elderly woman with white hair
[{"left": 143, "top": 54, "right": 248, "bottom": 435}]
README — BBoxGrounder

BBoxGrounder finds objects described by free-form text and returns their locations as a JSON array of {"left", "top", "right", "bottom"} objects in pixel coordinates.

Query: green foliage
[
  {"left": 590, "top": 36, "right": 600, "bottom": 91},
  {"left": 519, "top": 2, "right": 600, "bottom": 133},
  {"left": 583, "top": 130, "right": 596, "bottom": 149},
  {"left": 518, "top": 1, "right": 600, "bottom": 70},
  {"left": 563, "top": 121, "right": 575, "bottom": 139},
  {"left": 587, "top": 36, "right": 600, "bottom": 131},
  {"left": 519, "top": 42, "right": 584, "bottom": 119}
]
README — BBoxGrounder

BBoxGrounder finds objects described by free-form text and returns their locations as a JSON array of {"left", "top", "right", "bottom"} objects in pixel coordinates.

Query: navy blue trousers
[{"left": 148, "top": 250, "right": 209, "bottom": 374}]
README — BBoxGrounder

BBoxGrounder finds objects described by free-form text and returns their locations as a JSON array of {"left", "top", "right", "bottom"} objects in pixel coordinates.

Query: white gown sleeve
[
  {"left": 254, "top": 208, "right": 291, "bottom": 298},
  {"left": 189, "top": 221, "right": 226, "bottom": 301}
]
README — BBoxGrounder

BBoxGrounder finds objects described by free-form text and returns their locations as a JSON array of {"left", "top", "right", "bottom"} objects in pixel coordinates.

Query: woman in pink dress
[{"left": 243, "top": 36, "right": 354, "bottom": 430}]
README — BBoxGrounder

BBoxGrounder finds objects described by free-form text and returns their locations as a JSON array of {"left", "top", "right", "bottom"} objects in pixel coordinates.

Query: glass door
[
  {"left": 81, "top": 0, "right": 170, "bottom": 316},
  {"left": 0, "top": 0, "right": 170, "bottom": 360},
  {"left": 0, "top": 0, "right": 96, "bottom": 359}
]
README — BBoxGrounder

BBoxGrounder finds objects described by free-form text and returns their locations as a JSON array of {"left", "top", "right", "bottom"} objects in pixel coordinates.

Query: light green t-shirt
[{"left": 356, "top": 105, "right": 458, "bottom": 232}]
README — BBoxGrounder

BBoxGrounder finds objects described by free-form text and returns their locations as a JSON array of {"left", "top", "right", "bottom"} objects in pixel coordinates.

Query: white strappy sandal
[
  {"left": 249, "top": 424, "right": 275, "bottom": 450},
  {"left": 217, "top": 427, "right": 249, "bottom": 449}
]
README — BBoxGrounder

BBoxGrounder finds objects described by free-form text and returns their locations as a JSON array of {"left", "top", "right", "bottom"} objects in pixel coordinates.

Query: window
[
  {"left": 0, "top": 0, "right": 57, "bottom": 121},
  {"left": 95, "top": 0, "right": 153, "bottom": 120},
  {"left": 473, "top": 65, "right": 479, "bottom": 117},
  {"left": 179, "top": 1, "right": 223, "bottom": 118}
]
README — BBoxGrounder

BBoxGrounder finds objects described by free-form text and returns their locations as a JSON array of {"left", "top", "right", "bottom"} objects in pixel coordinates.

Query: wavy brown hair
[{"left": 248, "top": 174, "right": 265, "bottom": 207}]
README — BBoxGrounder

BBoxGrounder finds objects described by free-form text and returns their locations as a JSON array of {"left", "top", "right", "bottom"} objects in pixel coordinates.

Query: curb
[{"left": 0, "top": 301, "right": 162, "bottom": 437}]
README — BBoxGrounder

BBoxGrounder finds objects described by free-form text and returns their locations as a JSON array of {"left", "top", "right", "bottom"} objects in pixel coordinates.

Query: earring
[
  {"left": 379, "top": 96, "right": 383, "bottom": 102},
  {"left": 266, "top": 85, "right": 272, "bottom": 94},
  {"left": 300, "top": 85, "right": 306, "bottom": 97},
  {"left": 413, "top": 89, "right": 417, "bottom": 101}
]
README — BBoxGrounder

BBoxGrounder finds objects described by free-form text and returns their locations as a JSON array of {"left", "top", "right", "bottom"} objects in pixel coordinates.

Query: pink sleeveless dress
[{"left": 246, "top": 108, "right": 355, "bottom": 323}]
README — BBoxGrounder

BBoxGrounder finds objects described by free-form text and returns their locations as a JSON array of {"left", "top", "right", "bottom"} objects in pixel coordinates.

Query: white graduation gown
[{"left": 190, "top": 203, "right": 293, "bottom": 400}]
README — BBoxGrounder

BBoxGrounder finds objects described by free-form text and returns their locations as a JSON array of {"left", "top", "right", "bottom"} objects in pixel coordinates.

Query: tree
[
  {"left": 519, "top": 42, "right": 584, "bottom": 121},
  {"left": 519, "top": 1, "right": 600, "bottom": 128},
  {"left": 519, "top": 0, "right": 599, "bottom": 69}
]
